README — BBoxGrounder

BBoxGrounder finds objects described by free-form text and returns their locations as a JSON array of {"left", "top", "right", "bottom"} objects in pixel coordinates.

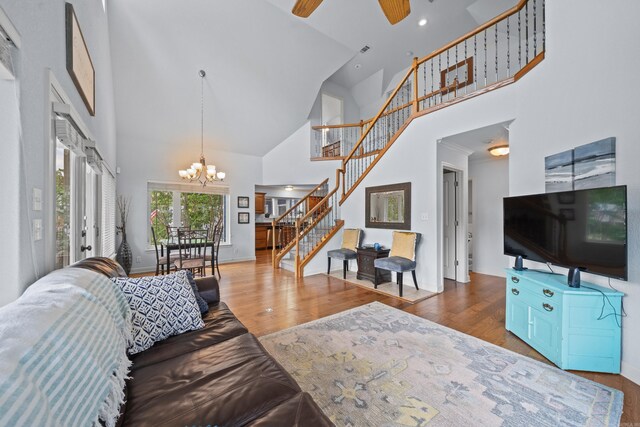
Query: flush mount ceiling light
[
  {"left": 418, "top": 18, "right": 428, "bottom": 26},
  {"left": 285, "top": 185, "right": 294, "bottom": 191},
  {"left": 178, "top": 70, "right": 226, "bottom": 186},
  {"left": 488, "top": 144, "right": 510, "bottom": 157}
]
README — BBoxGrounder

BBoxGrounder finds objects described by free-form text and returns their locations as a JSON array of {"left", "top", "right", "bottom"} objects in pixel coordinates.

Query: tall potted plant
[{"left": 116, "top": 195, "right": 133, "bottom": 274}]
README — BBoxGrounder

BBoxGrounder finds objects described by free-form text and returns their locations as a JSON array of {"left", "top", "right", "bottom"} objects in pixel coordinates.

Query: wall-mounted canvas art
[
  {"left": 545, "top": 149, "right": 574, "bottom": 192},
  {"left": 545, "top": 137, "right": 616, "bottom": 192},
  {"left": 573, "top": 137, "right": 616, "bottom": 190}
]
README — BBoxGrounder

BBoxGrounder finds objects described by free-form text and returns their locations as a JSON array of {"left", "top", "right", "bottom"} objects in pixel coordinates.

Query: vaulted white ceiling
[{"left": 108, "top": 0, "right": 517, "bottom": 157}]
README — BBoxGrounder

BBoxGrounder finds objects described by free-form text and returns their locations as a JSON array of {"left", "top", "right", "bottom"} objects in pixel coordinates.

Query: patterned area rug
[
  {"left": 327, "top": 271, "right": 437, "bottom": 303},
  {"left": 259, "top": 302, "right": 623, "bottom": 426}
]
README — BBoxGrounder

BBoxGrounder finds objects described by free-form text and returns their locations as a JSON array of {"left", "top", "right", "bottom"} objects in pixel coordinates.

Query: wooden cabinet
[
  {"left": 255, "top": 225, "right": 268, "bottom": 250},
  {"left": 307, "top": 196, "right": 327, "bottom": 213},
  {"left": 505, "top": 269, "right": 623, "bottom": 373},
  {"left": 356, "top": 247, "right": 391, "bottom": 286},
  {"left": 255, "top": 193, "right": 266, "bottom": 214}
]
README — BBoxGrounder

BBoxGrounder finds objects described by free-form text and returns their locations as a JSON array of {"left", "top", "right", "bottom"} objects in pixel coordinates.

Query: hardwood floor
[{"left": 155, "top": 251, "right": 640, "bottom": 422}]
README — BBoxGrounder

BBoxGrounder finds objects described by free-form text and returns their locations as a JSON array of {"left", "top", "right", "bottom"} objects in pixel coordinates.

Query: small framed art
[
  {"left": 237, "top": 196, "right": 250, "bottom": 208},
  {"left": 238, "top": 212, "right": 250, "bottom": 224}
]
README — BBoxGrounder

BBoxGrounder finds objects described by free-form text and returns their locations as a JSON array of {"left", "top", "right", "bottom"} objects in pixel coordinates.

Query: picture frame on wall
[
  {"left": 237, "top": 196, "right": 249, "bottom": 209},
  {"left": 65, "top": 3, "right": 95, "bottom": 116},
  {"left": 238, "top": 212, "right": 250, "bottom": 224}
]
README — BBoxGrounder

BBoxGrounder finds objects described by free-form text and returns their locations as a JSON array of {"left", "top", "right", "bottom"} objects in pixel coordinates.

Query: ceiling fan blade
[
  {"left": 292, "top": 0, "right": 324, "bottom": 18},
  {"left": 378, "top": 0, "right": 411, "bottom": 25}
]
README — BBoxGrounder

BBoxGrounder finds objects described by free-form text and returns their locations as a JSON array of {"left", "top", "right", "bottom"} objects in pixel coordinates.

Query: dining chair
[
  {"left": 205, "top": 215, "right": 223, "bottom": 278},
  {"left": 176, "top": 229, "right": 209, "bottom": 277},
  {"left": 151, "top": 227, "right": 176, "bottom": 275},
  {"left": 374, "top": 231, "right": 421, "bottom": 297},
  {"left": 327, "top": 228, "right": 363, "bottom": 279}
]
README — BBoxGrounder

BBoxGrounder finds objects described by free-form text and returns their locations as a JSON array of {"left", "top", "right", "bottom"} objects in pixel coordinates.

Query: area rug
[
  {"left": 259, "top": 302, "right": 623, "bottom": 427},
  {"left": 327, "top": 271, "right": 437, "bottom": 303}
]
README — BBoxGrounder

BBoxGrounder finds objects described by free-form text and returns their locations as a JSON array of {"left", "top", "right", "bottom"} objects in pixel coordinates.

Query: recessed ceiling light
[
  {"left": 418, "top": 18, "right": 428, "bottom": 26},
  {"left": 354, "top": 63, "right": 362, "bottom": 69},
  {"left": 285, "top": 185, "right": 294, "bottom": 191}
]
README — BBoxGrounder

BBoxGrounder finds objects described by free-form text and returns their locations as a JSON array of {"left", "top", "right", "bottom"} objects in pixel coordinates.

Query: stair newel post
[
  {"left": 271, "top": 218, "right": 277, "bottom": 268},
  {"left": 412, "top": 57, "right": 419, "bottom": 115},
  {"left": 295, "top": 218, "right": 301, "bottom": 278}
]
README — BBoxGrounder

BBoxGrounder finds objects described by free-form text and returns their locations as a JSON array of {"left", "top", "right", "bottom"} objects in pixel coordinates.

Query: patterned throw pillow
[
  {"left": 185, "top": 270, "right": 209, "bottom": 314},
  {"left": 112, "top": 270, "right": 205, "bottom": 355}
]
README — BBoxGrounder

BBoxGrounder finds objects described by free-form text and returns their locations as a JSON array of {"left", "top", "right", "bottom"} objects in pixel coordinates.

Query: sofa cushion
[
  {"left": 130, "top": 302, "right": 248, "bottom": 369},
  {"left": 123, "top": 333, "right": 303, "bottom": 426},
  {"left": 112, "top": 271, "right": 205, "bottom": 355},
  {"left": 184, "top": 270, "right": 209, "bottom": 314},
  {"left": 247, "top": 393, "right": 333, "bottom": 426}
]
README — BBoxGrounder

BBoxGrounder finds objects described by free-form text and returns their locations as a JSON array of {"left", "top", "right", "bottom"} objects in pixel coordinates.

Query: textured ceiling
[{"left": 108, "top": 0, "right": 517, "bottom": 158}]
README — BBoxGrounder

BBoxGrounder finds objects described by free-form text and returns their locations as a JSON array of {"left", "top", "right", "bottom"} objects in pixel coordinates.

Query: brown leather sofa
[{"left": 73, "top": 257, "right": 332, "bottom": 427}]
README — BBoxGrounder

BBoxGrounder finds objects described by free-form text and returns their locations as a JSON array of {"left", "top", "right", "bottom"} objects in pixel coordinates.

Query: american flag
[{"left": 150, "top": 209, "right": 157, "bottom": 224}]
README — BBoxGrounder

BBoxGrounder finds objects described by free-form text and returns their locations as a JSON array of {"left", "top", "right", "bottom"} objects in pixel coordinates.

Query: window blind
[{"left": 101, "top": 171, "right": 116, "bottom": 258}]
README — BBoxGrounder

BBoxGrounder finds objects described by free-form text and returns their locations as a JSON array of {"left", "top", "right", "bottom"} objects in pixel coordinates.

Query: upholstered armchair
[
  {"left": 327, "top": 228, "right": 363, "bottom": 279},
  {"left": 374, "top": 231, "right": 421, "bottom": 297}
]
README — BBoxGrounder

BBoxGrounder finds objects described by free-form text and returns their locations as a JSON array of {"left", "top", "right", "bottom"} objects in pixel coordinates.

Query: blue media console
[{"left": 505, "top": 268, "right": 623, "bottom": 373}]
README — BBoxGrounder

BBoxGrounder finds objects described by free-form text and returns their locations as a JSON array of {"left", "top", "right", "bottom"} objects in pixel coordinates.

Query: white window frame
[{"left": 147, "top": 181, "right": 231, "bottom": 249}]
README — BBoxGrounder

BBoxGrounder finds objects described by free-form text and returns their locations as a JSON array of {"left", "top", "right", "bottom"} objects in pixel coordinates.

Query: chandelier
[{"left": 178, "top": 70, "right": 226, "bottom": 185}]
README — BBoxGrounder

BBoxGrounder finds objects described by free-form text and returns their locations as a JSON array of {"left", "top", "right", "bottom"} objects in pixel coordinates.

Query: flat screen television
[{"left": 503, "top": 185, "right": 627, "bottom": 280}]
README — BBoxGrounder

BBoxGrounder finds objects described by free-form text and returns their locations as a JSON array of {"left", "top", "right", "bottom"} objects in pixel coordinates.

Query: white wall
[
  {"left": 308, "top": 80, "right": 360, "bottom": 125},
  {"left": 469, "top": 157, "right": 509, "bottom": 277},
  {"left": 115, "top": 132, "right": 263, "bottom": 273},
  {"left": 0, "top": 0, "right": 117, "bottom": 305},
  {"left": 262, "top": 121, "right": 339, "bottom": 187}
]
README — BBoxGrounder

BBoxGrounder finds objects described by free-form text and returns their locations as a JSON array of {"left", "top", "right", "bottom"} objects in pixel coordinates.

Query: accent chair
[
  {"left": 374, "top": 231, "right": 421, "bottom": 297},
  {"left": 327, "top": 228, "right": 363, "bottom": 279}
]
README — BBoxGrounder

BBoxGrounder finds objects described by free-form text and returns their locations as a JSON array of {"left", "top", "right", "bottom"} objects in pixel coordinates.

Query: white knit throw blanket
[{"left": 0, "top": 268, "right": 132, "bottom": 427}]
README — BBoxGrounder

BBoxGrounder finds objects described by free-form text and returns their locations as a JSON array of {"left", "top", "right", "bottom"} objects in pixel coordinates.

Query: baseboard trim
[{"left": 621, "top": 360, "right": 640, "bottom": 386}]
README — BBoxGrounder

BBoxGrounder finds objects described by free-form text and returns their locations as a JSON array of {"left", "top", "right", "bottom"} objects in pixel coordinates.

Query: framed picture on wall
[
  {"left": 65, "top": 3, "right": 95, "bottom": 116},
  {"left": 238, "top": 212, "right": 250, "bottom": 224},
  {"left": 237, "top": 196, "right": 249, "bottom": 208}
]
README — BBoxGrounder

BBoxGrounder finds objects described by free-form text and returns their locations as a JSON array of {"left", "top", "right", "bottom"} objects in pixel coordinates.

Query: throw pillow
[
  {"left": 112, "top": 270, "right": 205, "bottom": 355},
  {"left": 185, "top": 270, "right": 209, "bottom": 314}
]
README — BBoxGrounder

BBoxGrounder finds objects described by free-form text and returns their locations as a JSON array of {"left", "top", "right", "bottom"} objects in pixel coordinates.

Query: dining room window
[{"left": 148, "top": 182, "right": 229, "bottom": 247}]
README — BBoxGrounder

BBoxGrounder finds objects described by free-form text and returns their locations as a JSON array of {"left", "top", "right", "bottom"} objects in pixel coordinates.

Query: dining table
[{"left": 163, "top": 240, "right": 215, "bottom": 270}]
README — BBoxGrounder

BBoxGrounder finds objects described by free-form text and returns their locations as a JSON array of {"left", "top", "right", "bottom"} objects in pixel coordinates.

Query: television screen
[{"left": 503, "top": 185, "right": 627, "bottom": 280}]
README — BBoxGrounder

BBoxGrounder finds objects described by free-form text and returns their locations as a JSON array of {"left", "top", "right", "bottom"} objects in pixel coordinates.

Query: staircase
[{"left": 273, "top": 0, "right": 545, "bottom": 277}]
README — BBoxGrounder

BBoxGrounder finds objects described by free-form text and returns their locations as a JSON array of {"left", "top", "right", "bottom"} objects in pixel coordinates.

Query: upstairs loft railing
[
  {"left": 340, "top": 0, "right": 545, "bottom": 202},
  {"left": 311, "top": 121, "right": 371, "bottom": 160}
]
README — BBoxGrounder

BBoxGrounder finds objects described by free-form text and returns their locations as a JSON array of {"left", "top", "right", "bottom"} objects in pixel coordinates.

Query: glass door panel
[{"left": 55, "top": 142, "right": 75, "bottom": 269}]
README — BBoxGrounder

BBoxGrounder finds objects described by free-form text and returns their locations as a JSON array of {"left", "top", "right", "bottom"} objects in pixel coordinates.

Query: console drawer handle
[
  {"left": 511, "top": 276, "right": 520, "bottom": 284},
  {"left": 543, "top": 303, "right": 554, "bottom": 312},
  {"left": 543, "top": 289, "right": 554, "bottom": 297},
  {"left": 511, "top": 288, "right": 520, "bottom": 296}
]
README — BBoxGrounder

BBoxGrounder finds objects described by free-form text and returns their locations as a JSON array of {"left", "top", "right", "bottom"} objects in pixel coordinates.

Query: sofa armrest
[{"left": 195, "top": 276, "right": 220, "bottom": 304}]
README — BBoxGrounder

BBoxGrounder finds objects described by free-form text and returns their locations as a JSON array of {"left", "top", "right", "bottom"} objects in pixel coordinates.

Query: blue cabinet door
[
  {"left": 506, "top": 291, "right": 529, "bottom": 340},
  {"left": 529, "top": 303, "right": 559, "bottom": 364}
]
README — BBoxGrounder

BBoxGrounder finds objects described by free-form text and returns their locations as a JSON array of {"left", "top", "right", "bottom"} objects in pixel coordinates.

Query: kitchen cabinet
[{"left": 255, "top": 192, "right": 266, "bottom": 214}]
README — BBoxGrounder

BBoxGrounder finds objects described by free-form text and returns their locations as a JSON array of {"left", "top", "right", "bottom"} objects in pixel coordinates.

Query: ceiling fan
[{"left": 292, "top": 0, "right": 411, "bottom": 25}]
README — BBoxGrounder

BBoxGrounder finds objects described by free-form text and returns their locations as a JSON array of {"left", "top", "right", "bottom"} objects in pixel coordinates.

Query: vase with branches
[{"left": 116, "top": 195, "right": 133, "bottom": 274}]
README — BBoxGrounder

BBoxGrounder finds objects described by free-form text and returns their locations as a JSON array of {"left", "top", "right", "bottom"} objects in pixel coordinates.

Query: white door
[{"left": 443, "top": 171, "right": 457, "bottom": 280}]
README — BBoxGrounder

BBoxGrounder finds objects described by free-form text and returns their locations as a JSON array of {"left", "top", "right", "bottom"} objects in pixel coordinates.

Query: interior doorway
[{"left": 442, "top": 168, "right": 461, "bottom": 281}]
